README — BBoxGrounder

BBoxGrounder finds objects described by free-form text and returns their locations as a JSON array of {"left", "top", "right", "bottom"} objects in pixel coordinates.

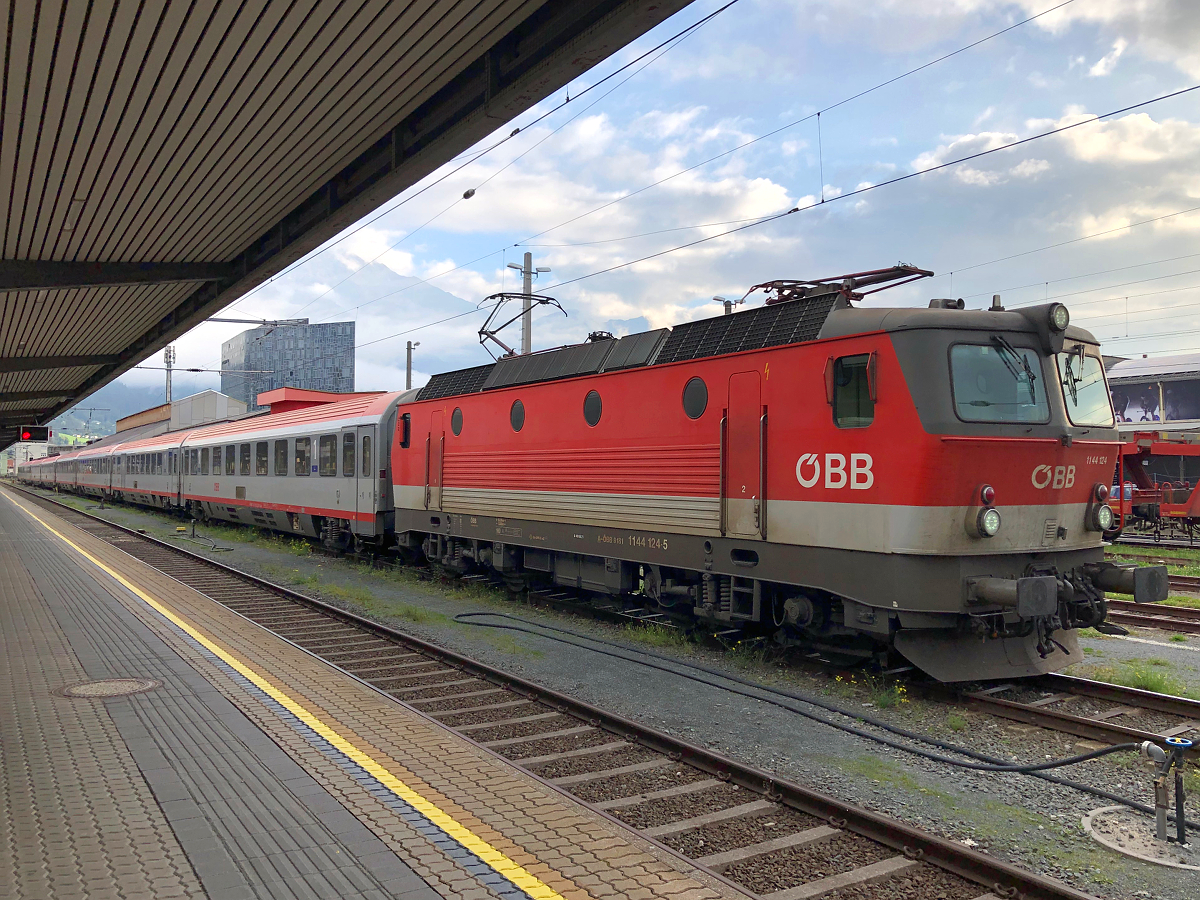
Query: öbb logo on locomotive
[
  {"left": 1031, "top": 464, "right": 1075, "bottom": 490},
  {"left": 15, "top": 266, "right": 1171, "bottom": 684},
  {"left": 794, "top": 453, "right": 874, "bottom": 489}
]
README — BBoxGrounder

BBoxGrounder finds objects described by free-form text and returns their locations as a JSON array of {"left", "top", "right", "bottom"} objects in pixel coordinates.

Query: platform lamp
[{"left": 406, "top": 341, "right": 420, "bottom": 390}]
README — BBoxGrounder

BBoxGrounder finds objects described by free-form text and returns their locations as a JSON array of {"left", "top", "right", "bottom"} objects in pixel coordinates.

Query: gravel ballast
[
  {"left": 723, "top": 832, "right": 894, "bottom": 894},
  {"left": 612, "top": 783, "right": 753, "bottom": 829},
  {"left": 662, "top": 806, "right": 825, "bottom": 857}
]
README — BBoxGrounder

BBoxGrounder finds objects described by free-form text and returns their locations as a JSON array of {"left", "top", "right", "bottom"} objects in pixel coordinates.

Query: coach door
[
  {"left": 725, "top": 371, "right": 765, "bottom": 539},
  {"left": 356, "top": 425, "right": 376, "bottom": 530},
  {"left": 425, "top": 411, "right": 444, "bottom": 510}
]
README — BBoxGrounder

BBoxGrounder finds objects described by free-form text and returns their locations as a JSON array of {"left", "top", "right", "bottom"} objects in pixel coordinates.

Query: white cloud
[
  {"left": 1010, "top": 158, "right": 1050, "bottom": 178},
  {"left": 1089, "top": 37, "right": 1128, "bottom": 77}
]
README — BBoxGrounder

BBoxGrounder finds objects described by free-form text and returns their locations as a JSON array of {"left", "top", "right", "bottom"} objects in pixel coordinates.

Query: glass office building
[{"left": 221, "top": 321, "right": 355, "bottom": 411}]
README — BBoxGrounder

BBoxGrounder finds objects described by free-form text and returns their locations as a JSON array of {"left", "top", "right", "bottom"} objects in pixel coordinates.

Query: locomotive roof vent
[{"left": 928, "top": 298, "right": 965, "bottom": 309}]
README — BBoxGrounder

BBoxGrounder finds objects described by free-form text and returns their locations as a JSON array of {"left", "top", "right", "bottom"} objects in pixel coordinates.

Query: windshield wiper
[
  {"left": 1061, "top": 345, "right": 1084, "bottom": 405},
  {"left": 990, "top": 335, "right": 1038, "bottom": 402}
]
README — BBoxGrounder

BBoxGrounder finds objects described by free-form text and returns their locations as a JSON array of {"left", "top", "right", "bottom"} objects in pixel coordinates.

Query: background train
[{"left": 15, "top": 266, "right": 1168, "bottom": 682}]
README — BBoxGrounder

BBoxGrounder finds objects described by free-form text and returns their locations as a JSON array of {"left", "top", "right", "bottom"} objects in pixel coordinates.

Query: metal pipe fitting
[
  {"left": 966, "top": 575, "right": 1057, "bottom": 617},
  {"left": 1083, "top": 562, "right": 1168, "bottom": 603}
]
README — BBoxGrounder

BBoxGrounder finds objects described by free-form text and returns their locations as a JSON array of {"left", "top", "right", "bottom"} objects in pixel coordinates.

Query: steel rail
[
  {"left": 1106, "top": 598, "right": 1200, "bottom": 635},
  {"left": 4, "top": 483, "right": 1099, "bottom": 900}
]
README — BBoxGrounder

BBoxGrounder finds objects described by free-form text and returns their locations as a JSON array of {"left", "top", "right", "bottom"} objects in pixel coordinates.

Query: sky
[{"left": 129, "top": 0, "right": 1200, "bottom": 403}]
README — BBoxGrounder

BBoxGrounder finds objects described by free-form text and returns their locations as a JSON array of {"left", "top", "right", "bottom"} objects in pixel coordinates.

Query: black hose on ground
[{"left": 454, "top": 610, "right": 1198, "bottom": 826}]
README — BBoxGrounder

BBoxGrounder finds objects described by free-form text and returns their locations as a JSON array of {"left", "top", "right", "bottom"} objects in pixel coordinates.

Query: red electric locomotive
[{"left": 391, "top": 266, "right": 1167, "bottom": 682}]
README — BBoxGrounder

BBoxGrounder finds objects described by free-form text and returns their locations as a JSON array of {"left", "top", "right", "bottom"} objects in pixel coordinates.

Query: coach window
[
  {"left": 201, "top": 447, "right": 210, "bottom": 475},
  {"left": 362, "top": 435, "right": 372, "bottom": 477},
  {"left": 225, "top": 444, "right": 236, "bottom": 475},
  {"left": 240, "top": 443, "right": 251, "bottom": 476},
  {"left": 274, "top": 440, "right": 288, "bottom": 475},
  {"left": 451, "top": 407, "right": 463, "bottom": 436},
  {"left": 510, "top": 399, "right": 525, "bottom": 432},
  {"left": 343, "top": 433, "right": 355, "bottom": 476},
  {"left": 212, "top": 446, "right": 222, "bottom": 474},
  {"left": 156, "top": 453, "right": 163, "bottom": 474},
  {"left": 828, "top": 354, "right": 876, "bottom": 428},
  {"left": 256, "top": 442, "right": 268, "bottom": 475},
  {"left": 319, "top": 435, "right": 337, "bottom": 476},
  {"left": 295, "top": 437, "right": 311, "bottom": 475}
]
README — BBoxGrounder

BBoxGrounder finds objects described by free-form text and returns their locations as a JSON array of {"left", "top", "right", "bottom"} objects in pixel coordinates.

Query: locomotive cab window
[
  {"left": 950, "top": 342, "right": 1049, "bottom": 424},
  {"left": 343, "top": 433, "right": 355, "bottom": 476},
  {"left": 1057, "top": 347, "right": 1115, "bottom": 427},
  {"left": 828, "top": 354, "right": 875, "bottom": 428},
  {"left": 274, "top": 440, "right": 288, "bottom": 475}
]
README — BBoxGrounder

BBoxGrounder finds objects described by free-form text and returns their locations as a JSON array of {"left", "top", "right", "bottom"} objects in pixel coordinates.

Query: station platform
[{"left": 0, "top": 487, "right": 738, "bottom": 900}]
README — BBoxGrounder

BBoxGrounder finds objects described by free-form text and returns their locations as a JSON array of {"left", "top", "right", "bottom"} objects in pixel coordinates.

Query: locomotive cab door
[
  {"left": 725, "top": 371, "right": 765, "bottom": 539},
  {"left": 356, "top": 425, "right": 376, "bottom": 532},
  {"left": 425, "top": 411, "right": 444, "bottom": 510}
]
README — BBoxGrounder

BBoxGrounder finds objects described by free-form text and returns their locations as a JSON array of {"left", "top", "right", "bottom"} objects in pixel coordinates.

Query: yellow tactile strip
[
  {"left": 9, "top": 493, "right": 739, "bottom": 900},
  {"left": 0, "top": 536, "right": 204, "bottom": 900}
]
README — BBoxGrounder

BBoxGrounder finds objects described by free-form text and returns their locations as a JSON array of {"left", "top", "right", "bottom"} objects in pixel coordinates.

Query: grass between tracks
[{"left": 1072, "top": 657, "right": 1200, "bottom": 699}]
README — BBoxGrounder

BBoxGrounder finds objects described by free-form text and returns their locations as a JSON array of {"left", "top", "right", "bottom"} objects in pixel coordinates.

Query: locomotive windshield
[
  {"left": 1057, "top": 347, "right": 1114, "bottom": 426},
  {"left": 949, "top": 342, "right": 1050, "bottom": 423}
]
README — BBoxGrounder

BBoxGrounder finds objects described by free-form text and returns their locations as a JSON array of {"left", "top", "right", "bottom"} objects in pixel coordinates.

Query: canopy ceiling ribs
[{"left": 0, "top": 0, "right": 691, "bottom": 449}]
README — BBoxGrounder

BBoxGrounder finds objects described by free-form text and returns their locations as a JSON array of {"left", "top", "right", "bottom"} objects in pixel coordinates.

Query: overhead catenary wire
[
  {"left": 513, "top": 0, "right": 1078, "bottom": 248},
  {"left": 541, "top": 82, "right": 1200, "bottom": 292},
  {"left": 213, "top": 0, "right": 746, "bottom": 325},
  {"left": 225, "top": 0, "right": 1073, "bottom": 330}
]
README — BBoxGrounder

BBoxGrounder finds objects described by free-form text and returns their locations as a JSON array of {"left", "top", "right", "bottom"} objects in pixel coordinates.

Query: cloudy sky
[{"left": 143, "top": 0, "right": 1200, "bottom": 401}]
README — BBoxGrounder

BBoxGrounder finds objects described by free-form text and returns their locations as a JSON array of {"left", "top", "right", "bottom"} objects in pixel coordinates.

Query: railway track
[
  {"left": 958, "top": 676, "right": 1200, "bottom": 760},
  {"left": 6, "top": 484, "right": 1102, "bottom": 900},
  {"left": 1106, "top": 598, "right": 1200, "bottom": 635}
]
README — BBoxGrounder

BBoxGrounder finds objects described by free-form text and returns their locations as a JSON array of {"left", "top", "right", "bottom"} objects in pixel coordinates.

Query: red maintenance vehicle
[{"left": 1111, "top": 433, "right": 1200, "bottom": 542}]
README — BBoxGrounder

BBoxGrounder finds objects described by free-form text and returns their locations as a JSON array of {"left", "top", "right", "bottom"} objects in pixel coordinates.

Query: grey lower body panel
[{"left": 395, "top": 506, "right": 1104, "bottom": 615}]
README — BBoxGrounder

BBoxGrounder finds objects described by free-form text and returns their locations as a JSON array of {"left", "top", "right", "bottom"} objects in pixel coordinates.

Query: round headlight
[
  {"left": 1095, "top": 504, "right": 1115, "bottom": 531},
  {"left": 1048, "top": 302, "right": 1070, "bottom": 331},
  {"left": 978, "top": 507, "right": 1002, "bottom": 538}
]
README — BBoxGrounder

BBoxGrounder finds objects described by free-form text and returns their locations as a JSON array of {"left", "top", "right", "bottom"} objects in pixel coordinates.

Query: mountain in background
[{"left": 49, "top": 381, "right": 170, "bottom": 440}]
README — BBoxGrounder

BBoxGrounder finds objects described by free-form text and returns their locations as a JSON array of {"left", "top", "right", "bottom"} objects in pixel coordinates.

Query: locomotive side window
[
  {"left": 682, "top": 377, "right": 707, "bottom": 419},
  {"left": 212, "top": 447, "right": 222, "bottom": 474},
  {"left": 1057, "top": 350, "right": 1115, "bottom": 427},
  {"left": 511, "top": 399, "right": 525, "bottom": 432},
  {"left": 451, "top": 407, "right": 463, "bottom": 436},
  {"left": 583, "top": 390, "right": 602, "bottom": 427},
  {"left": 295, "top": 437, "right": 311, "bottom": 475},
  {"left": 319, "top": 435, "right": 337, "bottom": 476},
  {"left": 831, "top": 355, "right": 875, "bottom": 428},
  {"left": 362, "top": 436, "right": 372, "bottom": 477},
  {"left": 256, "top": 442, "right": 268, "bottom": 475},
  {"left": 950, "top": 343, "right": 1049, "bottom": 424},
  {"left": 343, "top": 433, "right": 355, "bottom": 476},
  {"left": 274, "top": 440, "right": 288, "bottom": 475},
  {"left": 399, "top": 413, "right": 411, "bottom": 448},
  {"left": 225, "top": 444, "right": 236, "bottom": 475},
  {"left": 240, "top": 443, "right": 251, "bottom": 476}
]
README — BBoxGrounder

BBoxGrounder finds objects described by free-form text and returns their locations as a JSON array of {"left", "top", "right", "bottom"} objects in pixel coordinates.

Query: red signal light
[
  {"left": 980, "top": 485, "right": 996, "bottom": 505},
  {"left": 22, "top": 431, "right": 31, "bottom": 440}
]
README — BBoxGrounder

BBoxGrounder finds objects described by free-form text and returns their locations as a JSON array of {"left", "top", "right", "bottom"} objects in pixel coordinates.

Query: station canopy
[{"left": 0, "top": 0, "right": 690, "bottom": 449}]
